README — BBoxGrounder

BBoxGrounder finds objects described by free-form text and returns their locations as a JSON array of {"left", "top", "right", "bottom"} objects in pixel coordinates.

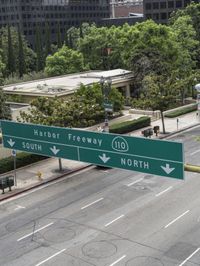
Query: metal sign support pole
[{"left": 14, "top": 155, "right": 17, "bottom": 186}]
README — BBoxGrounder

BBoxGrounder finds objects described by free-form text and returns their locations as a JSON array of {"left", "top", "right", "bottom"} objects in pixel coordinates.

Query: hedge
[
  {"left": 0, "top": 152, "right": 48, "bottom": 174},
  {"left": 164, "top": 104, "right": 197, "bottom": 118},
  {"left": 109, "top": 116, "right": 151, "bottom": 134}
]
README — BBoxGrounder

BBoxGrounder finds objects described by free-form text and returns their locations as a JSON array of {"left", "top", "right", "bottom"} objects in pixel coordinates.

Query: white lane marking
[
  {"left": 0, "top": 166, "right": 93, "bottom": 205},
  {"left": 81, "top": 198, "right": 104, "bottom": 210},
  {"left": 178, "top": 247, "right": 200, "bottom": 266},
  {"left": 165, "top": 210, "right": 190, "bottom": 229},
  {"left": 190, "top": 149, "right": 200, "bottom": 156},
  {"left": 17, "top": 222, "right": 54, "bottom": 242},
  {"left": 155, "top": 186, "right": 173, "bottom": 197},
  {"left": 105, "top": 215, "right": 124, "bottom": 227},
  {"left": 127, "top": 178, "right": 143, "bottom": 187},
  {"left": 35, "top": 248, "right": 66, "bottom": 266},
  {"left": 109, "top": 255, "right": 126, "bottom": 266},
  {"left": 14, "top": 205, "right": 26, "bottom": 210}
]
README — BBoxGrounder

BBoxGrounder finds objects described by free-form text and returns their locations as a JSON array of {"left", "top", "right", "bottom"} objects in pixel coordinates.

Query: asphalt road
[{"left": 1, "top": 126, "right": 200, "bottom": 266}]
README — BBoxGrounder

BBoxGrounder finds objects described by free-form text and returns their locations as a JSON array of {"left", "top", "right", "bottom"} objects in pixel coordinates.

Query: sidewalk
[
  {"left": 0, "top": 159, "right": 90, "bottom": 201},
  {"left": 129, "top": 111, "right": 199, "bottom": 138},
  {"left": 0, "top": 111, "right": 199, "bottom": 201}
]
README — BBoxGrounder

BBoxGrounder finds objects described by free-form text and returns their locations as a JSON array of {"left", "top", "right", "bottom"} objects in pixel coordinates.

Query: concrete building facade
[
  {"left": 3, "top": 69, "right": 134, "bottom": 103},
  {"left": 0, "top": 0, "right": 110, "bottom": 47},
  {"left": 143, "top": 0, "right": 199, "bottom": 23}
]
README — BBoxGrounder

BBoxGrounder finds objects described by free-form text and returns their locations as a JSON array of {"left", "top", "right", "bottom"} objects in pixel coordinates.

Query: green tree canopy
[
  {"left": 75, "top": 82, "right": 124, "bottom": 112},
  {"left": 170, "top": 2, "right": 200, "bottom": 40},
  {"left": 0, "top": 52, "right": 5, "bottom": 84},
  {"left": 0, "top": 88, "right": 12, "bottom": 120},
  {"left": 79, "top": 24, "right": 124, "bottom": 70},
  {"left": 132, "top": 74, "right": 178, "bottom": 133},
  {"left": 19, "top": 83, "right": 124, "bottom": 127},
  {"left": 19, "top": 96, "right": 104, "bottom": 128},
  {"left": 121, "top": 21, "right": 180, "bottom": 87},
  {"left": 0, "top": 26, "right": 36, "bottom": 76},
  {"left": 45, "top": 45, "right": 86, "bottom": 76},
  {"left": 169, "top": 3, "right": 200, "bottom": 67}
]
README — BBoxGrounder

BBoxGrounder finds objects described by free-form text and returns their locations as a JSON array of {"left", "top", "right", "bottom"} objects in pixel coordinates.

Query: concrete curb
[
  {"left": 158, "top": 123, "right": 199, "bottom": 139},
  {"left": 0, "top": 164, "right": 92, "bottom": 202}
]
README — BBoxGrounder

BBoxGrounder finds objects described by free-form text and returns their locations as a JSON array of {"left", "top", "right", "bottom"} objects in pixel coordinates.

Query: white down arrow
[
  {"left": 50, "top": 146, "right": 60, "bottom": 155},
  {"left": 161, "top": 164, "right": 175, "bottom": 174},
  {"left": 7, "top": 139, "right": 15, "bottom": 147},
  {"left": 99, "top": 153, "right": 110, "bottom": 163}
]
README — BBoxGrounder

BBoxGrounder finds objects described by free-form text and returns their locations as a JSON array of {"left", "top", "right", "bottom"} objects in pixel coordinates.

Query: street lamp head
[{"left": 195, "top": 83, "right": 200, "bottom": 92}]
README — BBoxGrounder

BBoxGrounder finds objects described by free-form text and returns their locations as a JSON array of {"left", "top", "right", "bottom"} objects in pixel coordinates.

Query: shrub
[
  {"left": 109, "top": 116, "right": 151, "bottom": 134},
  {"left": 164, "top": 104, "right": 197, "bottom": 118},
  {"left": 0, "top": 152, "right": 48, "bottom": 174}
]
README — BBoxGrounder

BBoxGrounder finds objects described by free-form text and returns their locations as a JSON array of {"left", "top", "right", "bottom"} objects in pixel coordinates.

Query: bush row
[
  {"left": 164, "top": 104, "right": 197, "bottom": 118},
  {"left": 0, "top": 152, "right": 48, "bottom": 174},
  {"left": 109, "top": 116, "right": 151, "bottom": 134}
]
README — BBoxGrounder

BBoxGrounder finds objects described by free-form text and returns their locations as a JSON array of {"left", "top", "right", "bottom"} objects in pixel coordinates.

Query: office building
[
  {"left": 0, "top": 0, "right": 110, "bottom": 47},
  {"left": 143, "top": 0, "right": 198, "bottom": 23}
]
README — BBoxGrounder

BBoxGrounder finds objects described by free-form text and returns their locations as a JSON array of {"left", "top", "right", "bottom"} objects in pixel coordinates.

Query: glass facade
[
  {"left": 143, "top": 0, "right": 199, "bottom": 23},
  {"left": 0, "top": 0, "right": 110, "bottom": 47}
]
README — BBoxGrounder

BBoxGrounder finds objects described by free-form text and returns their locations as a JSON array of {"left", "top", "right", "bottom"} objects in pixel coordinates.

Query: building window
[
  {"left": 168, "top": 1, "right": 174, "bottom": 8},
  {"left": 160, "top": 2, "right": 167, "bottom": 8},
  {"left": 160, "top": 12, "right": 167, "bottom": 19},
  {"left": 153, "top": 13, "right": 159, "bottom": 20},
  {"left": 176, "top": 0, "right": 182, "bottom": 7},
  {"left": 145, "top": 3, "right": 152, "bottom": 10},
  {"left": 153, "top": 2, "right": 159, "bottom": 9},
  {"left": 146, "top": 13, "right": 152, "bottom": 19}
]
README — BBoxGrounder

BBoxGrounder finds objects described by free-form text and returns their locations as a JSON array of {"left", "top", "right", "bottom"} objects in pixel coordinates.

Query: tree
[
  {"left": 109, "top": 86, "right": 124, "bottom": 112},
  {"left": 45, "top": 45, "right": 86, "bottom": 76},
  {"left": 121, "top": 21, "right": 181, "bottom": 92},
  {"left": 19, "top": 95, "right": 104, "bottom": 128},
  {"left": 170, "top": 2, "right": 200, "bottom": 41},
  {"left": 75, "top": 83, "right": 124, "bottom": 112},
  {"left": 0, "top": 52, "right": 5, "bottom": 84},
  {"left": 18, "top": 26, "right": 26, "bottom": 77},
  {"left": 0, "top": 88, "right": 12, "bottom": 120},
  {"left": 35, "top": 24, "right": 44, "bottom": 72},
  {"left": 132, "top": 74, "right": 177, "bottom": 133},
  {"left": 66, "top": 27, "right": 80, "bottom": 49},
  {"left": 169, "top": 3, "right": 200, "bottom": 67},
  {"left": 79, "top": 24, "right": 123, "bottom": 70},
  {"left": 7, "top": 25, "right": 16, "bottom": 75},
  {"left": 19, "top": 83, "right": 124, "bottom": 127},
  {"left": 1, "top": 26, "right": 37, "bottom": 75},
  {"left": 57, "top": 23, "right": 62, "bottom": 49},
  {"left": 45, "top": 22, "right": 51, "bottom": 57},
  {"left": 170, "top": 15, "right": 199, "bottom": 60}
]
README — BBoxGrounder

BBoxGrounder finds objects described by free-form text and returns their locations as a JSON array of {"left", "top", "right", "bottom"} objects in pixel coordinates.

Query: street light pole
[
  {"left": 100, "top": 76, "right": 112, "bottom": 132},
  {"left": 195, "top": 83, "right": 200, "bottom": 122}
]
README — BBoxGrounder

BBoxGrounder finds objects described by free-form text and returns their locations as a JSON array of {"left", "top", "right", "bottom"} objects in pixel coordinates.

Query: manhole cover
[
  {"left": 126, "top": 256, "right": 164, "bottom": 266},
  {"left": 82, "top": 240, "right": 117, "bottom": 259},
  {"left": 42, "top": 227, "right": 76, "bottom": 243}
]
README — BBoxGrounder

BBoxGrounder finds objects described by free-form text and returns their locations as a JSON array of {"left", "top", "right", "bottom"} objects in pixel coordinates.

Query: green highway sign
[
  {"left": 0, "top": 120, "right": 184, "bottom": 179},
  {"left": 103, "top": 103, "right": 113, "bottom": 112}
]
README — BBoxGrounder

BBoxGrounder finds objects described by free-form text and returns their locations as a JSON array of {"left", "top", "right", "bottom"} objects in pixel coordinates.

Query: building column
[{"left": 125, "top": 84, "right": 131, "bottom": 98}]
